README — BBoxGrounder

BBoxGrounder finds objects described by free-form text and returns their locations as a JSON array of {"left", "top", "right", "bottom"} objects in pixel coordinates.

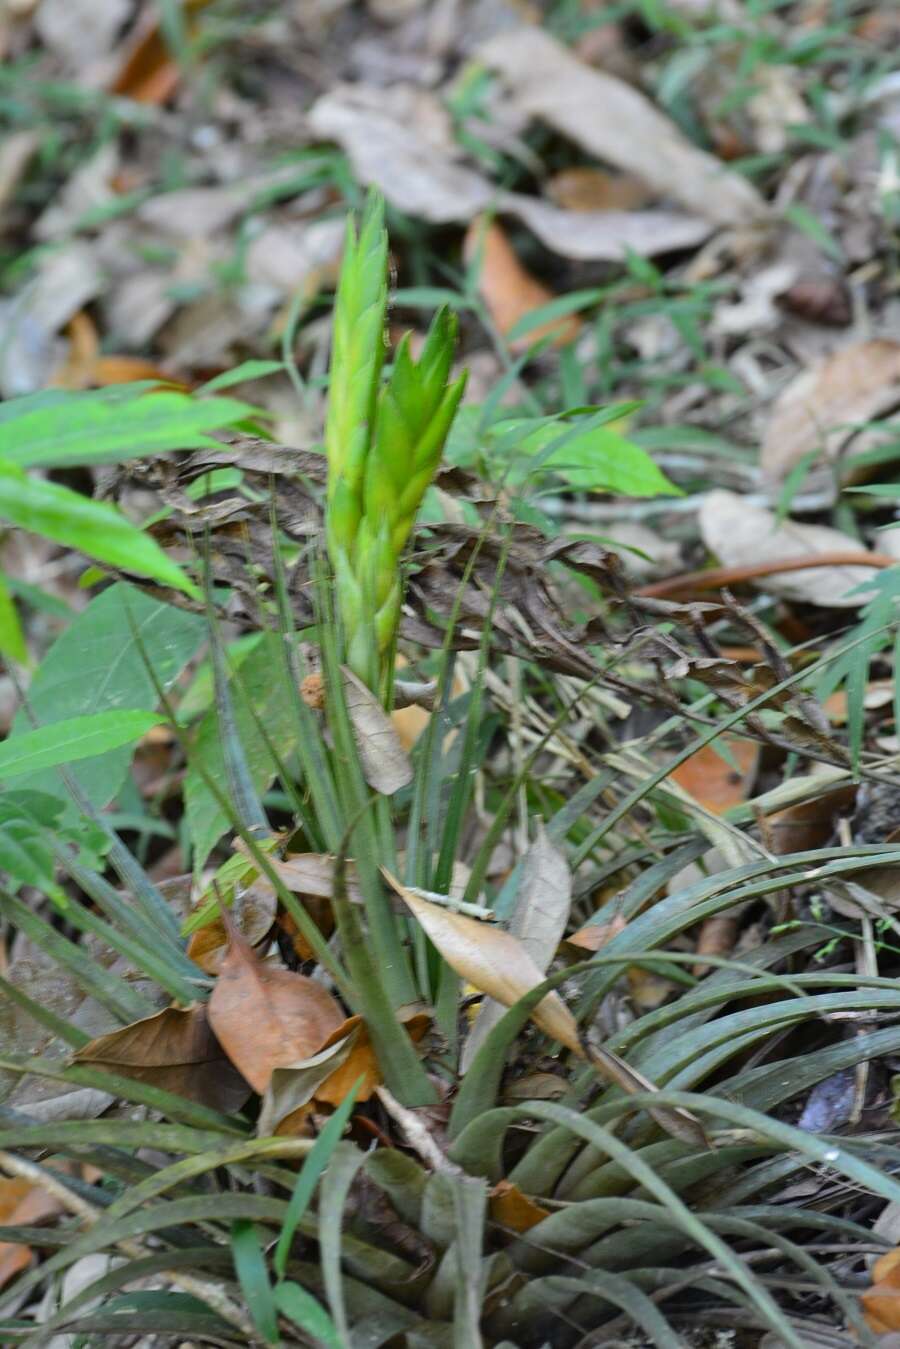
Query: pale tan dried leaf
[
  {"left": 308, "top": 85, "right": 711, "bottom": 260},
  {"left": 74, "top": 1004, "right": 250, "bottom": 1113},
  {"left": 383, "top": 869, "right": 580, "bottom": 1053},
  {"left": 308, "top": 85, "right": 492, "bottom": 223},
  {"left": 507, "top": 193, "right": 711, "bottom": 262},
  {"left": 761, "top": 339, "right": 900, "bottom": 484},
  {"left": 699, "top": 489, "right": 880, "bottom": 607},
  {"left": 462, "top": 825, "right": 572, "bottom": 1069},
  {"left": 341, "top": 665, "right": 413, "bottom": 795},
  {"left": 208, "top": 918, "right": 344, "bottom": 1094},
  {"left": 478, "top": 27, "right": 765, "bottom": 227},
  {"left": 267, "top": 852, "right": 364, "bottom": 903}
]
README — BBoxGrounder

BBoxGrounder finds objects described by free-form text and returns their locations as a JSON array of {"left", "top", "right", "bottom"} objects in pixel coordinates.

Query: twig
[
  {"left": 637, "top": 551, "right": 897, "bottom": 600},
  {"left": 375, "top": 1086, "right": 463, "bottom": 1176}
]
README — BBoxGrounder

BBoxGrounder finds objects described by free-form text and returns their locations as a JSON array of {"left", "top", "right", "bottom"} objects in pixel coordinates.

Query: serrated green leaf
[
  {"left": 492, "top": 417, "right": 680, "bottom": 496},
  {"left": 0, "top": 388, "right": 256, "bottom": 469},
  {"left": 0, "top": 461, "right": 200, "bottom": 598},
  {"left": 8, "top": 583, "right": 204, "bottom": 811},
  {"left": 0, "top": 709, "right": 162, "bottom": 780}
]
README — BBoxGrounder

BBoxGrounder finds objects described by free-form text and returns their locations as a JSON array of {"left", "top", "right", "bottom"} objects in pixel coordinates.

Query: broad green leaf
[
  {"left": 185, "top": 631, "right": 300, "bottom": 869},
  {"left": 274, "top": 1282, "right": 341, "bottom": 1348},
  {"left": 274, "top": 1079, "right": 361, "bottom": 1278},
  {"left": 8, "top": 583, "right": 204, "bottom": 811},
  {"left": 0, "top": 460, "right": 200, "bottom": 598},
  {"left": 0, "top": 709, "right": 161, "bottom": 780},
  {"left": 0, "top": 388, "right": 256, "bottom": 468},
  {"left": 232, "top": 1221, "right": 279, "bottom": 1344},
  {"left": 491, "top": 417, "right": 680, "bottom": 496},
  {"left": 0, "top": 571, "right": 26, "bottom": 664}
]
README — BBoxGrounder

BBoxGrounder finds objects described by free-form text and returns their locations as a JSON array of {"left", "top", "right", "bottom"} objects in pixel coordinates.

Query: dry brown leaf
[
  {"left": 0, "top": 1177, "right": 65, "bottom": 1289},
  {"left": 566, "top": 914, "right": 628, "bottom": 954},
  {"left": 341, "top": 665, "right": 414, "bottom": 796},
  {"left": 464, "top": 218, "right": 581, "bottom": 351},
  {"left": 692, "top": 913, "right": 740, "bottom": 979},
  {"left": 478, "top": 27, "right": 765, "bottom": 227},
  {"left": 699, "top": 490, "right": 880, "bottom": 608},
  {"left": 626, "top": 966, "right": 677, "bottom": 1010},
  {"left": 768, "top": 786, "right": 858, "bottom": 855},
  {"left": 669, "top": 737, "right": 759, "bottom": 814},
  {"left": 308, "top": 86, "right": 710, "bottom": 261},
  {"left": 186, "top": 879, "right": 277, "bottom": 975},
  {"left": 208, "top": 916, "right": 344, "bottom": 1094},
  {"left": 490, "top": 1180, "right": 551, "bottom": 1233},
  {"left": 546, "top": 167, "right": 653, "bottom": 213},
  {"left": 74, "top": 1004, "right": 250, "bottom": 1112},
  {"left": 863, "top": 1248, "right": 900, "bottom": 1331},
  {"left": 761, "top": 339, "right": 900, "bottom": 484}
]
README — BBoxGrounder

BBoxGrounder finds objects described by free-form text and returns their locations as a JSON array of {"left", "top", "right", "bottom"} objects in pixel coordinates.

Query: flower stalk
[{"left": 325, "top": 192, "right": 466, "bottom": 692}]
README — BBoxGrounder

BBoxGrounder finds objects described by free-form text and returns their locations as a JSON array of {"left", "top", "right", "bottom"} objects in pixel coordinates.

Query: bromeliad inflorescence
[{"left": 325, "top": 192, "right": 466, "bottom": 693}]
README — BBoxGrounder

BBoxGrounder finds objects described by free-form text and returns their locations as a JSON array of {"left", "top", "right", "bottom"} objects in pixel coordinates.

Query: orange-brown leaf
[
  {"left": 669, "top": 737, "right": 759, "bottom": 814},
  {"left": 208, "top": 917, "right": 344, "bottom": 1093},
  {"left": 566, "top": 913, "right": 627, "bottom": 953},
  {"left": 0, "top": 1178, "right": 64, "bottom": 1289},
  {"left": 863, "top": 1247, "right": 900, "bottom": 1331},
  {"left": 464, "top": 217, "right": 581, "bottom": 352},
  {"left": 490, "top": 1180, "right": 551, "bottom": 1233}
]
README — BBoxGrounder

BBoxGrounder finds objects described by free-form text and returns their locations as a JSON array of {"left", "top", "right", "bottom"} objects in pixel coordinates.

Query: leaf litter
[{"left": 5, "top": 0, "right": 900, "bottom": 1342}]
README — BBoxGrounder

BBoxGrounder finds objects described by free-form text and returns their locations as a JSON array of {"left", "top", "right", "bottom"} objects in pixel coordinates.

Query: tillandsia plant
[{"left": 325, "top": 192, "right": 467, "bottom": 693}]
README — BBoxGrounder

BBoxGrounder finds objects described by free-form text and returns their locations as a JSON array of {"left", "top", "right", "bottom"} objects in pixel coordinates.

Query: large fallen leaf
[
  {"left": 478, "top": 27, "right": 765, "bottom": 227},
  {"left": 384, "top": 871, "right": 580, "bottom": 1052},
  {"left": 74, "top": 1004, "right": 251, "bottom": 1112},
  {"left": 761, "top": 339, "right": 900, "bottom": 484},
  {"left": 208, "top": 914, "right": 345, "bottom": 1094},
  {"left": 383, "top": 871, "right": 706, "bottom": 1146},
  {"left": 464, "top": 218, "right": 581, "bottom": 351},
  {"left": 699, "top": 490, "right": 881, "bottom": 607},
  {"left": 308, "top": 86, "right": 711, "bottom": 261},
  {"left": 462, "top": 827, "right": 571, "bottom": 1069},
  {"left": 341, "top": 666, "right": 413, "bottom": 796}
]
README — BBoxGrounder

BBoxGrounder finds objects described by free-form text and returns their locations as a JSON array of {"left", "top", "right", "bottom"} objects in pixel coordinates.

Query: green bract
[{"left": 325, "top": 193, "right": 466, "bottom": 688}]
